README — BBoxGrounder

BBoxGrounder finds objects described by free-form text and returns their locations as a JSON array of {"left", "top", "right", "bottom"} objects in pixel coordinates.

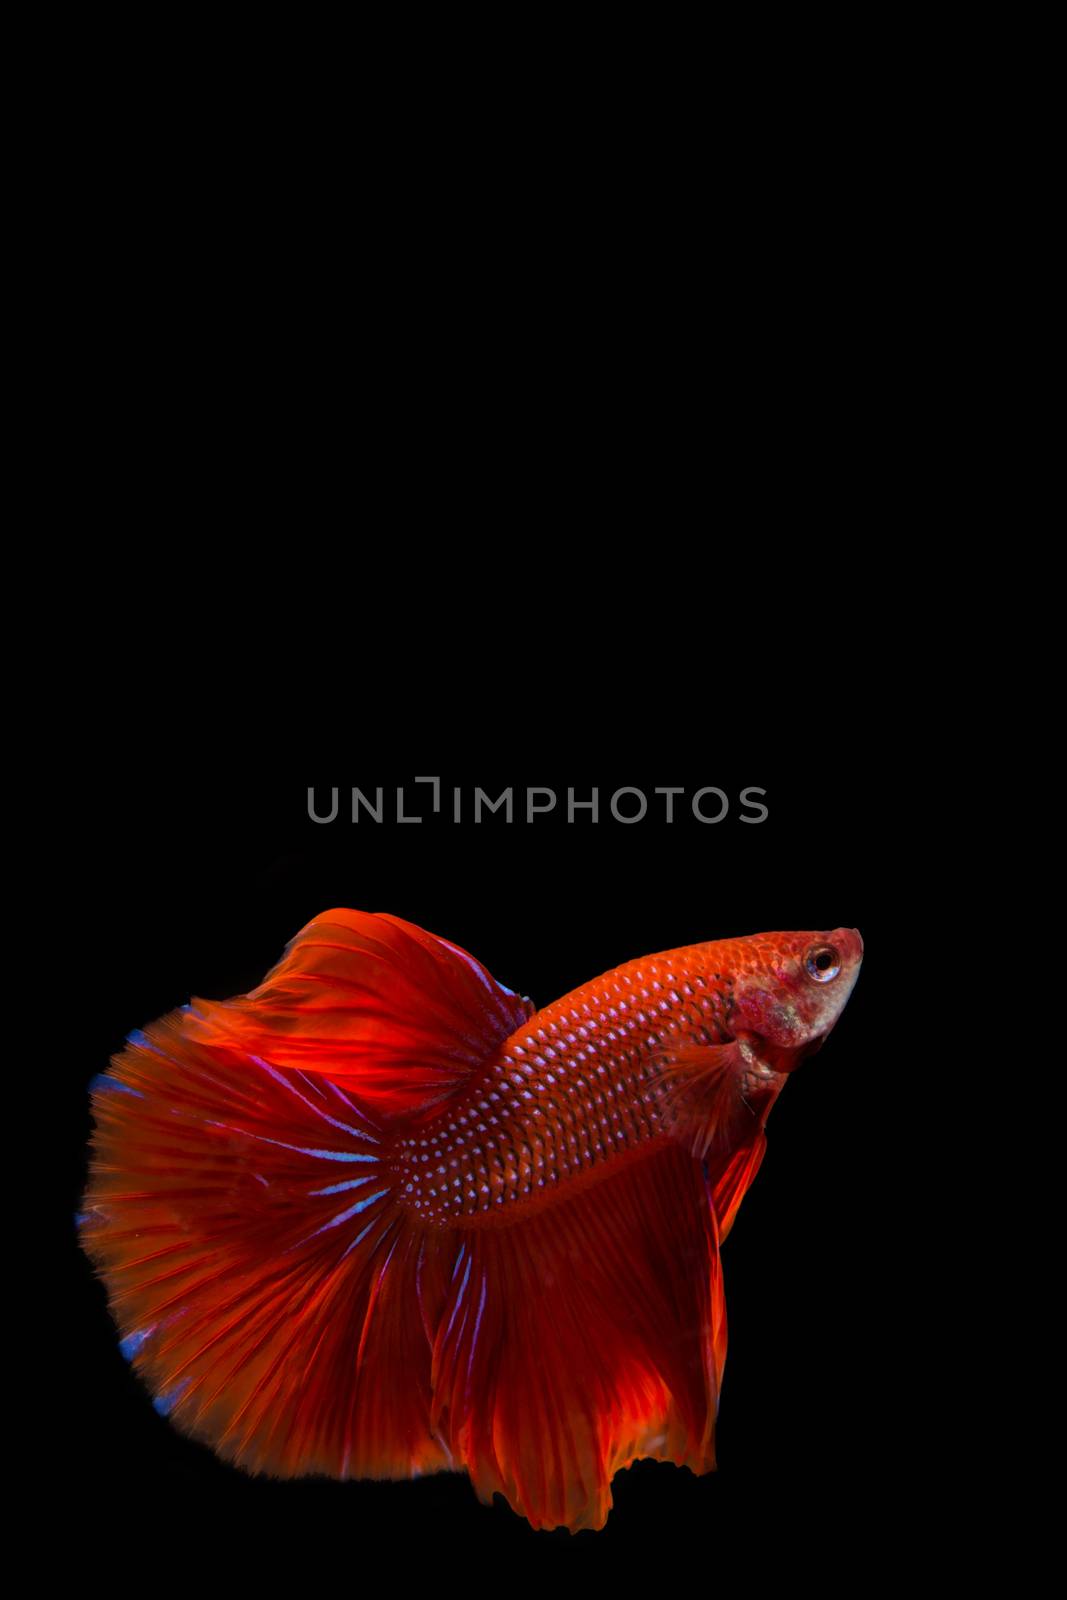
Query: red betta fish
[{"left": 80, "top": 913, "right": 863, "bottom": 1531}]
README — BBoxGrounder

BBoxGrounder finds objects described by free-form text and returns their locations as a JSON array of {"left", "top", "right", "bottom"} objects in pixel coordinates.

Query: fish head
[{"left": 727, "top": 928, "right": 863, "bottom": 1064}]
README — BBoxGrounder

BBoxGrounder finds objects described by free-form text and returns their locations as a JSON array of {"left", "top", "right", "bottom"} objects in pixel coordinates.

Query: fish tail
[
  {"left": 79, "top": 909, "right": 532, "bottom": 1480},
  {"left": 81, "top": 1016, "right": 434, "bottom": 1477}
]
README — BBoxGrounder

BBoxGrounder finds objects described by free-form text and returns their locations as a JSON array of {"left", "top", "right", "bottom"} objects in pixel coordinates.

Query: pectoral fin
[{"left": 651, "top": 1034, "right": 785, "bottom": 1160}]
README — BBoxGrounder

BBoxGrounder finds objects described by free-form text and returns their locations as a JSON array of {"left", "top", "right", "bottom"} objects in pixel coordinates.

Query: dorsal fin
[{"left": 180, "top": 909, "right": 533, "bottom": 1120}]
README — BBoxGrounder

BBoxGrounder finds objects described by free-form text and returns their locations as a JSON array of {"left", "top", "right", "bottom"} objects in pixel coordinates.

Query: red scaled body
[{"left": 80, "top": 912, "right": 862, "bottom": 1531}]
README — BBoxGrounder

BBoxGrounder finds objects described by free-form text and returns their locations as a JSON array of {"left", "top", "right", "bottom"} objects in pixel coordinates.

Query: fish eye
[{"left": 805, "top": 946, "right": 840, "bottom": 983}]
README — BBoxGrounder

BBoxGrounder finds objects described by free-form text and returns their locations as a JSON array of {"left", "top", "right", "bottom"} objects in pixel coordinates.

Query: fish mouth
[{"left": 833, "top": 926, "right": 864, "bottom": 962}]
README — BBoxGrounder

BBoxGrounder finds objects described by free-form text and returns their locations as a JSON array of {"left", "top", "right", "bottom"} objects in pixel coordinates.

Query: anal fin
[{"left": 427, "top": 1142, "right": 726, "bottom": 1532}]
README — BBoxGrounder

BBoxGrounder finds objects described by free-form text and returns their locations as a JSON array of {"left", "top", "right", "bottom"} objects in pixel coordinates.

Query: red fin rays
[
  {"left": 80, "top": 1017, "right": 441, "bottom": 1479},
  {"left": 427, "top": 1144, "right": 726, "bottom": 1532},
  {"left": 650, "top": 1040, "right": 760, "bottom": 1159},
  {"left": 651, "top": 1035, "right": 787, "bottom": 1163},
  {"left": 180, "top": 910, "right": 534, "bottom": 1120},
  {"left": 707, "top": 1135, "right": 768, "bottom": 1242}
]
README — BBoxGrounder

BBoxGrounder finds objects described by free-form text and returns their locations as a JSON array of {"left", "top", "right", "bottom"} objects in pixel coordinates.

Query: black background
[{"left": 61, "top": 766, "right": 920, "bottom": 1579}]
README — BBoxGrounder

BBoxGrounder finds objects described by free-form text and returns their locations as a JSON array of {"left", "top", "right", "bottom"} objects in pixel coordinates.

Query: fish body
[{"left": 80, "top": 912, "right": 862, "bottom": 1531}]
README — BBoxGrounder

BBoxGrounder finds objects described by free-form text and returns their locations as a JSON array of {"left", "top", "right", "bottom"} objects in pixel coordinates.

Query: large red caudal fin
[
  {"left": 426, "top": 1142, "right": 727, "bottom": 1532},
  {"left": 78, "top": 912, "right": 530, "bottom": 1478},
  {"left": 79, "top": 1018, "right": 442, "bottom": 1479}
]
